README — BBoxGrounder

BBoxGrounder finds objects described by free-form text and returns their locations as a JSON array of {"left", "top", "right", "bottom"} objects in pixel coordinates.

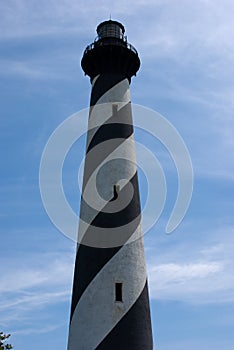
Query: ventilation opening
[{"left": 115, "top": 282, "right": 123, "bottom": 302}]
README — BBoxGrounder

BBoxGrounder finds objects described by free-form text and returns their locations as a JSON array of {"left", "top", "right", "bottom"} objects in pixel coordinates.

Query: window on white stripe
[{"left": 115, "top": 282, "right": 123, "bottom": 302}]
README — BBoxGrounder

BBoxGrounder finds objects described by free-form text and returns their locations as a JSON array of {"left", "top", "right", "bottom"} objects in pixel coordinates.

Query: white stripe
[
  {"left": 80, "top": 135, "right": 137, "bottom": 220},
  {"left": 87, "top": 78, "right": 130, "bottom": 150},
  {"left": 68, "top": 76, "right": 147, "bottom": 348},
  {"left": 95, "top": 77, "right": 130, "bottom": 104},
  {"left": 68, "top": 237, "right": 147, "bottom": 350},
  {"left": 78, "top": 78, "right": 138, "bottom": 246}
]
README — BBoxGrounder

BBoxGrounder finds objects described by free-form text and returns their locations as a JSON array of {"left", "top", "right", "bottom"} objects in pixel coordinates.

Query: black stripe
[
  {"left": 83, "top": 138, "right": 124, "bottom": 191},
  {"left": 70, "top": 172, "right": 142, "bottom": 320},
  {"left": 87, "top": 102, "right": 133, "bottom": 153},
  {"left": 96, "top": 281, "right": 153, "bottom": 350},
  {"left": 82, "top": 103, "right": 134, "bottom": 191},
  {"left": 70, "top": 244, "right": 120, "bottom": 322},
  {"left": 81, "top": 171, "right": 141, "bottom": 228},
  {"left": 80, "top": 211, "right": 141, "bottom": 249},
  {"left": 91, "top": 73, "right": 127, "bottom": 106}
]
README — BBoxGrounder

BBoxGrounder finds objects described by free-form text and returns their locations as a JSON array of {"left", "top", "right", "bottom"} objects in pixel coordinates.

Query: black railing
[{"left": 84, "top": 39, "right": 138, "bottom": 55}]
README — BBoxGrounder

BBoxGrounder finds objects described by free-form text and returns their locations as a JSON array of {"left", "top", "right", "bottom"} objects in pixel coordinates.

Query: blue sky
[{"left": 1, "top": 0, "right": 234, "bottom": 349}]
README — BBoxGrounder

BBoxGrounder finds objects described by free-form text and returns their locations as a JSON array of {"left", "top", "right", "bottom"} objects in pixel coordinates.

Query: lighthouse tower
[{"left": 68, "top": 20, "right": 153, "bottom": 349}]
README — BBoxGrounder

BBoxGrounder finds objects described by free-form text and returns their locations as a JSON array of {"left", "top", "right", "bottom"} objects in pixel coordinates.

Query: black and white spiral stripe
[{"left": 68, "top": 73, "right": 153, "bottom": 350}]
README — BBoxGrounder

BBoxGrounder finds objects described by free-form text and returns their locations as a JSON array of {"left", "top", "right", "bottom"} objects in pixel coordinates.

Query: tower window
[
  {"left": 110, "top": 185, "right": 120, "bottom": 201},
  {"left": 115, "top": 282, "right": 123, "bottom": 302},
  {"left": 113, "top": 185, "right": 119, "bottom": 199}
]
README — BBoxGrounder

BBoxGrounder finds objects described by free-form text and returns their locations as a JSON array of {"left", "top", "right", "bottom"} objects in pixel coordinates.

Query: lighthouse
[{"left": 68, "top": 20, "right": 153, "bottom": 349}]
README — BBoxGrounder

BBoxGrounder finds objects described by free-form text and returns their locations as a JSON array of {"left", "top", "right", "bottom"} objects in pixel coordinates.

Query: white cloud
[
  {"left": 1, "top": 231, "right": 234, "bottom": 335},
  {"left": 146, "top": 226, "right": 234, "bottom": 304},
  {"left": 1, "top": 0, "right": 233, "bottom": 50},
  {"left": 151, "top": 261, "right": 222, "bottom": 280},
  {"left": 148, "top": 261, "right": 227, "bottom": 301},
  {"left": 0, "top": 227, "right": 233, "bottom": 339},
  {"left": 0, "top": 253, "right": 73, "bottom": 293},
  {"left": 0, "top": 251, "right": 74, "bottom": 331},
  {"left": 0, "top": 290, "right": 69, "bottom": 312},
  {"left": 13, "top": 324, "right": 63, "bottom": 336}
]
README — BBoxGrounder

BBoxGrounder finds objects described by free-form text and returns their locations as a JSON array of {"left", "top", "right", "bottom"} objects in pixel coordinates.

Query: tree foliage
[{"left": 0, "top": 332, "right": 13, "bottom": 350}]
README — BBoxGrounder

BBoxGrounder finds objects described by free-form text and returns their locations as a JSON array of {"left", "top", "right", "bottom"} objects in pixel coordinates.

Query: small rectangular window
[
  {"left": 115, "top": 282, "right": 123, "bottom": 302},
  {"left": 112, "top": 184, "right": 120, "bottom": 200}
]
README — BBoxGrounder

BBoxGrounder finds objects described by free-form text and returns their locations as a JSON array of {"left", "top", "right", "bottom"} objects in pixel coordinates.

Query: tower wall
[{"left": 68, "top": 20, "right": 153, "bottom": 350}]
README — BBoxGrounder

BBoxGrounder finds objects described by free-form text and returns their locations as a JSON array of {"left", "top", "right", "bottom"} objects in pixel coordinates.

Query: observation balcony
[{"left": 81, "top": 20, "right": 140, "bottom": 81}]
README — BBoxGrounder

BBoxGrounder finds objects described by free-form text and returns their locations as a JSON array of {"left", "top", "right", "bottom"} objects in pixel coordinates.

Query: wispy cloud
[
  {"left": 13, "top": 324, "right": 64, "bottom": 336},
  {"left": 146, "top": 225, "right": 234, "bottom": 304},
  {"left": 1, "top": 230, "right": 234, "bottom": 335},
  {"left": 0, "top": 251, "right": 74, "bottom": 331},
  {"left": 148, "top": 261, "right": 227, "bottom": 302}
]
